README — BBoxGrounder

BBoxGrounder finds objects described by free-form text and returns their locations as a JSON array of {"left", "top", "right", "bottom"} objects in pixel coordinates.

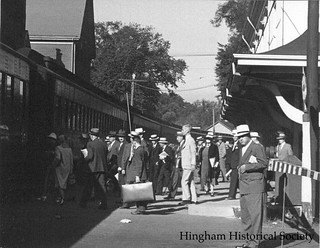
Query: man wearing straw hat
[{"left": 234, "top": 124, "right": 267, "bottom": 248}]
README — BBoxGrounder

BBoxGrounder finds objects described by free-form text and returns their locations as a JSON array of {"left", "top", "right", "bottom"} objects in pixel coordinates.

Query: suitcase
[{"left": 122, "top": 182, "right": 154, "bottom": 203}]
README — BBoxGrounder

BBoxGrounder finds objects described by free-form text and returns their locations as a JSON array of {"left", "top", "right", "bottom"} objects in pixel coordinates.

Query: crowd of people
[{"left": 36, "top": 123, "right": 294, "bottom": 248}]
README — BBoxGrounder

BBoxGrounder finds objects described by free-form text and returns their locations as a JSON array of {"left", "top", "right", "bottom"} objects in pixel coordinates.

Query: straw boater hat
[
  {"left": 128, "top": 131, "right": 139, "bottom": 137},
  {"left": 135, "top": 128, "right": 145, "bottom": 134},
  {"left": 232, "top": 129, "right": 237, "bottom": 136},
  {"left": 47, "top": 132, "right": 57, "bottom": 140},
  {"left": 176, "top": 131, "right": 184, "bottom": 137},
  {"left": 196, "top": 136, "right": 204, "bottom": 141},
  {"left": 234, "top": 124, "right": 250, "bottom": 137},
  {"left": 89, "top": 128, "right": 100, "bottom": 136},
  {"left": 158, "top": 137, "right": 168, "bottom": 143},
  {"left": 149, "top": 134, "right": 159, "bottom": 141},
  {"left": 117, "top": 129, "right": 126, "bottom": 137},
  {"left": 250, "top": 132, "right": 260, "bottom": 138},
  {"left": 217, "top": 135, "right": 223, "bottom": 140},
  {"left": 206, "top": 133, "right": 214, "bottom": 140},
  {"left": 276, "top": 132, "right": 286, "bottom": 140},
  {"left": 80, "top": 133, "right": 89, "bottom": 140}
]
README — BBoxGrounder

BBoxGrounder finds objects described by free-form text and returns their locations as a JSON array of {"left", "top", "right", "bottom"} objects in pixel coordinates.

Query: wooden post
[{"left": 306, "top": 0, "right": 319, "bottom": 222}]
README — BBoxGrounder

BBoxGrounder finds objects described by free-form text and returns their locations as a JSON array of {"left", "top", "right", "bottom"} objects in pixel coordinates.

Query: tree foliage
[
  {"left": 212, "top": 0, "right": 251, "bottom": 97},
  {"left": 157, "top": 93, "right": 221, "bottom": 129},
  {"left": 91, "top": 21, "right": 187, "bottom": 114}
]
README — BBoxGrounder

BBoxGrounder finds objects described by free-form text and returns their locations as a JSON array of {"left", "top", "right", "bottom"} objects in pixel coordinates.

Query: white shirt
[{"left": 242, "top": 140, "right": 253, "bottom": 156}]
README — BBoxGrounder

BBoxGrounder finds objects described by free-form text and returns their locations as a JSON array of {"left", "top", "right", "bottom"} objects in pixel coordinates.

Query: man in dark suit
[
  {"left": 119, "top": 131, "right": 136, "bottom": 208},
  {"left": 164, "top": 132, "right": 184, "bottom": 199},
  {"left": 156, "top": 137, "right": 174, "bottom": 195},
  {"left": 235, "top": 124, "right": 267, "bottom": 248},
  {"left": 116, "top": 129, "right": 128, "bottom": 187},
  {"left": 80, "top": 128, "right": 108, "bottom": 210},
  {"left": 107, "top": 131, "right": 120, "bottom": 173},
  {"left": 148, "top": 134, "right": 161, "bottom": 193},
  {"left": 226, "top": 129, "right": 240, "bottom": 200}
]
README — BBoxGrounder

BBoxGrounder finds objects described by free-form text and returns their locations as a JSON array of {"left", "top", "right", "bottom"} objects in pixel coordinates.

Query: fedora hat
[
  {"left": 158, "top": 137, "right": 168, "bottom": 143},
  {"left": 89, "top": 128, "right": 100, "bottom": 136},
  {"left": 117, "top": 129, "right": 126, "bottom": 137},
  {"left": 109, "top": 130, "right": 117, "bottom": 137},
  {"left": 276, "top": 132, "right": 286, "bottom": 140},
  {"left": 47, "top": 132, "right": 57, "bottom": 140},
  {"left": 234, "top": 124, "right": 250, "bottom": 137},
  {"left": 250, "top": 132, "right": 260, "bottom": 138},
  {"left": 128, "top": 131, "right": 139, "bottom": 137},
  {"left": 149, "top": 134, "right": 159, "bottom": 141},
  {"left": 176, "top": 131, "right": 184, "bottom": 137},
  {"left": 135, "top": 128, "right": 145, "bottom": 134}
]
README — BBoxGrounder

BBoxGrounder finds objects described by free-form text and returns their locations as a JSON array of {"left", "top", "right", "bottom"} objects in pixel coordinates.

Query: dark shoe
[
  {"left": 164, "top": 195, "right": 173, "bottom": 200},
  {"left": 226, "top": 197, "right": 236, "bottom": 200},
  {"left": 120, "top": 205, "right": 130, "bottom": 209},
  {"left": 131, "top": 210, "right": 145, "bottom": 215},
  {"left": 210, "top": 192, "right": 215, "bottom": 197},
  {"left": 191, "top": 201, "right": 199, "bottom": 205},
  {"left": 178, "top": 200, "right": 190, "bottom": 206}
]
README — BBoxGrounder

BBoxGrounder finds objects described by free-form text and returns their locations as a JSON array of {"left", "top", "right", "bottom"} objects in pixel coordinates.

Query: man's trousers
[{"left": 181, "top": 168, "right": 197, "bottom": 202}]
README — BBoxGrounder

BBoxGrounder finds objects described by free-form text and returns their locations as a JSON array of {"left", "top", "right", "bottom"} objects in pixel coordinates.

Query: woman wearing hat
[
  {"left": 200, "top": 134, "right": 220, "bottom": 196},
  {"left": 52, "top": 135, "right": 73, "bottom": 205}
]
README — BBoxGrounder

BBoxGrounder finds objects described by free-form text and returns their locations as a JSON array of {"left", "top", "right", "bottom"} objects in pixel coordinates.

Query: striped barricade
[{"left": 268, "top": 159, "right": 320, "bottom": 181}]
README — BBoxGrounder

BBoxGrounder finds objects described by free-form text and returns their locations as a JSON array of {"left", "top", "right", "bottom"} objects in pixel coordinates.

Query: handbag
[{"left": 122, "top": 182, "right": 154, "bottom": 203}]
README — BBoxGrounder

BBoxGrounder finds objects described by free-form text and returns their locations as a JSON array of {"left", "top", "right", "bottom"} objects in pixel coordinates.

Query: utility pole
[
  {"left": 119, "top": 73, "right": 149, "bottom": 107},
  {"left": 130, "top": 73, "right": 136, "bottom": 106},
  {"left": 306, "top": 0, "right": 319, "bottom": 222}
]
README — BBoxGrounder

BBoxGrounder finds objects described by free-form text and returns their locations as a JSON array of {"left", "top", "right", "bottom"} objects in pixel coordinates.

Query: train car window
[
  {"left": 13, "top": 78, "right": 23, "bottom": 123},
  {"left": 4, "top": 76, "right": 13, "bottom": 120},
  {"left": 82, "top": 106, "right": 87, "bottom": 132}
]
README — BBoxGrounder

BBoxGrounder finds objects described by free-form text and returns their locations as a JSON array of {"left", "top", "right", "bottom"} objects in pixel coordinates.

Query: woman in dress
[
  {"left": 53, "top": 135, "right": 73, "bottom": 205},
  {"left": 200, "top": 133, "right": 219, "bottom": 196}
]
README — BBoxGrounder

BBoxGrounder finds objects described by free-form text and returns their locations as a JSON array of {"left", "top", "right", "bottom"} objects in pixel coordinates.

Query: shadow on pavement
[{"left": 0, "top": 191, "right": 119, "bottom": 248}]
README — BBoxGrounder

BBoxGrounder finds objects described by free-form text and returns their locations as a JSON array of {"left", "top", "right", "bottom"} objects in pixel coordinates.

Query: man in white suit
[{"left": 179, "top": 124, "right": 198, "bottom": 205}]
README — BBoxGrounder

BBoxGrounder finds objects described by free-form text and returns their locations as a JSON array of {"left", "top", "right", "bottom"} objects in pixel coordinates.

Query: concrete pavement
[{"left": 1, "top": 181, "right": 319, "bottom": 248}]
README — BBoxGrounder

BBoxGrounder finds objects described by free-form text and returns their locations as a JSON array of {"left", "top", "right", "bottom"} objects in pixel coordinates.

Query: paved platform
[{"left": 1, "top": 180, "right": 319, "bottom": 248}]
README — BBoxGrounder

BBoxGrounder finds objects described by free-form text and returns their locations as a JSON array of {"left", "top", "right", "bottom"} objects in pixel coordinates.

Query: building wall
[
  {"left": 257, "top": 0, "right": 312, "bottom": 53},
  {"left": 0, "top": 0, "right": 26, "bottom": 50}
]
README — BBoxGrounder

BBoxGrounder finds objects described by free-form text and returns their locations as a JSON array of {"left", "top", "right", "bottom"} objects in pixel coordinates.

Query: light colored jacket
[{"left": 181, "top": 133, "right": 196, "bottom": 170}]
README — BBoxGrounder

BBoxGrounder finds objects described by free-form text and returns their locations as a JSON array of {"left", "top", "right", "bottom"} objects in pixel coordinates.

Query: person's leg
[
  {"left": 245, "top": 193, "right": 263, "bottom": 248},
  {"left": 79, "top": 173, "right": 93, "bottom": 207},
  {"left": 181, "top": 169, "right": 191, "bottom": 201},
  {"left": 228, "top": 169, "right": 238, "bottom": 198},
  {"left": 189, "top": 170, "right": 198, "bottom": 202},
  {"left": 94, "top": 173, "right": 108, "bottom": 209},
  {"left": 156, "top": 165, "right": 165, "bottom": 194}
]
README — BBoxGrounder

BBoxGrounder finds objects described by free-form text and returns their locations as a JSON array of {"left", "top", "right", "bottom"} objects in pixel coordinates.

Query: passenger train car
[{"left": 0, "top": 42, "right": 206, "bottom": 203}]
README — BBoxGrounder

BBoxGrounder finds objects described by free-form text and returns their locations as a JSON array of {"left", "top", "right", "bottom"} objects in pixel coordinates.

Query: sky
[{"left": 94, "top": 0, "right": 229, "bottom": 103}]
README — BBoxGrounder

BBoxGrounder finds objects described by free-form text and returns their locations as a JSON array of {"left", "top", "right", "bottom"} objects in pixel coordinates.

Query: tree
[
  {"left": 211, "top": 0, "right": 251, "bottom": 97},
  {"left": 91, "top": 21, "right": 187, "bottom": 114},
  {"left": 157, "top": 93, "right": 221, "bottom": 129}
]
